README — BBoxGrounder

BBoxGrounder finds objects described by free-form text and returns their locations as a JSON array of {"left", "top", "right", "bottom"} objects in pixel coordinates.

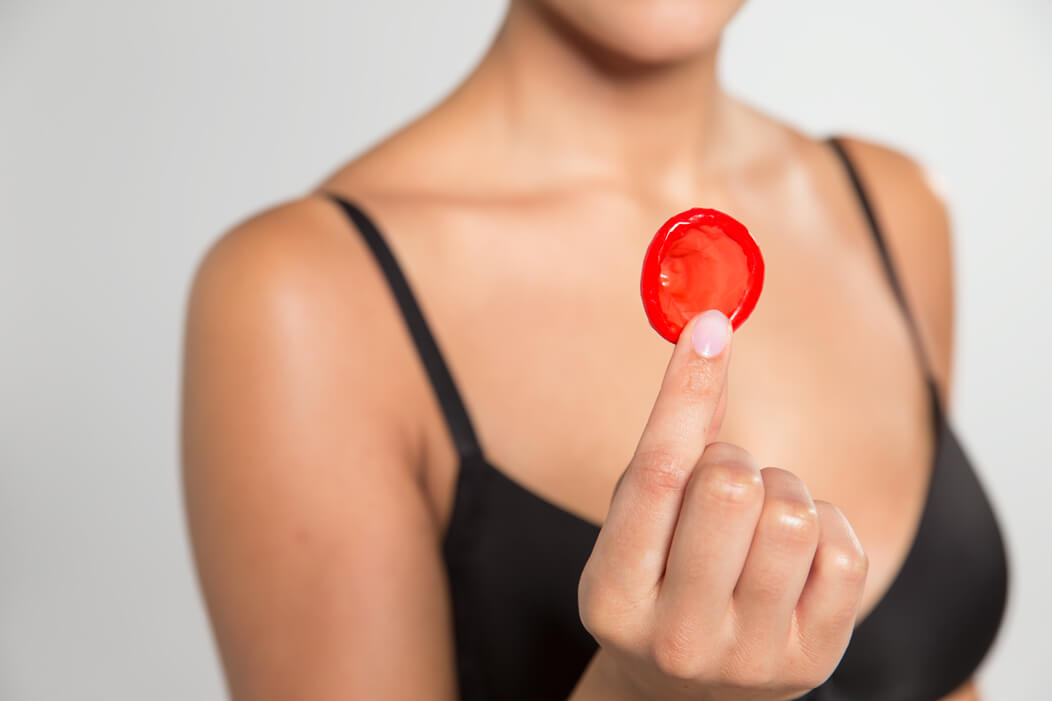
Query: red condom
[{"left": 641, "top": 208, "right": 764, "bottom": 343}]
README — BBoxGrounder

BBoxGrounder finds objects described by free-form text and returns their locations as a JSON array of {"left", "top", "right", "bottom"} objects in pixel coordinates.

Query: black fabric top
[{"left": 322, "top": 136, "right": 1008, "bottom": 701}]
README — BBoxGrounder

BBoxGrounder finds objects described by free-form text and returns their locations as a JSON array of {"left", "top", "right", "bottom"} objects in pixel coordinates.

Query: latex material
[{"left": 641, "top": 208, "right": 764, "bottom": 342}]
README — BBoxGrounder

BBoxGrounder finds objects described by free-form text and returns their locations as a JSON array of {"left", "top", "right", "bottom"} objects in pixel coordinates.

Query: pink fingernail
[{"left": 691, "top": 310, "right": 729, "bottom": 358}]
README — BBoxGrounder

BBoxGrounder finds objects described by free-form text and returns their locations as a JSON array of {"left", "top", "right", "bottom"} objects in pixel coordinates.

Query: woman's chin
[
  {"left": 532, "top": 0, "right": 745, "bottom": 69},
  {"left": 598, "top": 32, "right": 720, "bottom": 69}
]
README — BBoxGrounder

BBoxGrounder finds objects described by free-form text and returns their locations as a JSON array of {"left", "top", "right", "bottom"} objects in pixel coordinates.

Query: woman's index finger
[{"left": 586, "top": 310, "right": 733, "bottom": 596}]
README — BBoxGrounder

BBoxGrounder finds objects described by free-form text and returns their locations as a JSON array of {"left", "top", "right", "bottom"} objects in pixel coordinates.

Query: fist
[{"left": 578, "top": 311, "right": 868, "bottom": 701}]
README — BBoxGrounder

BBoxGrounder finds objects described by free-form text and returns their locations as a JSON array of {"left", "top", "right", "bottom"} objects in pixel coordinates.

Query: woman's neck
[{"left": 456, "top": 1, "right": 736, "bottom": 195}]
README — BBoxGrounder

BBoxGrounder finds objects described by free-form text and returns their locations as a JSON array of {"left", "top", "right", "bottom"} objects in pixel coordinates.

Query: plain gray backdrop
[{"left": 2, "top": 1, "right": 1050, "bottom": 699}]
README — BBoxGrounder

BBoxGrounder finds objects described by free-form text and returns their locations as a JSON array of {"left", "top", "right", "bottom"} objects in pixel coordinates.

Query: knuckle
[
  {"left": 702, "top": 441, "right": 755, "bottom": 466},
  {"left": 577, "top": 574, "right": 642, "bottom": 650},
  {"left": 577, "top": 579, "right": 616, "bottom": 642},
  {"left": 694, "top": 456, "right": 763, "bottom": 508},
  {"left": 651, "top": 627, "right": 702, "bottom": 680},
  {"left": 763, "top": 497, "right": 820, "bottom": 544},
  {"left": 577, "top": 569, "right": 599, "bottom": 618},
  {"left": 577, "top": 581, "right": 600, "bottom": 631},
  {"left": 631, "top": 447, "right": 692, "bottom": 494},
  {"left": 817, "top": 544, "right": 869, "bottom": 584}
]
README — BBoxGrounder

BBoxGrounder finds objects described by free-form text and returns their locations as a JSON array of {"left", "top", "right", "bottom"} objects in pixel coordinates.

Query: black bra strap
[
  {"left": 827, "top": 137, "right": 939, "bottom": 395},
  {"left": 322, "top": 192, "right": 484, "bottom": 461}
]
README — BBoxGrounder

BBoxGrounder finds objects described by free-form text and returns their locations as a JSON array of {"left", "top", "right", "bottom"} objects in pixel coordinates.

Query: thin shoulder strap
[
  {"left": 322, "top": 192, "right": 484, "bottom": 461},
  {"left": 826, "top": 137, "right": 939, "bottom": 391}
]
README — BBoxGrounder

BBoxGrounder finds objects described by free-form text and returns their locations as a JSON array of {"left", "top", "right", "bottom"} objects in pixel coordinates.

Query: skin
[{"left": 181, "top": 0, "right": 982, "bottom": 698}]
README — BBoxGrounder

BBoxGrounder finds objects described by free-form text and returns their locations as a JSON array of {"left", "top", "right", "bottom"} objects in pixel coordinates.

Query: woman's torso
[
  {"left": 323, "top": 116, "right": 933, "bottom": 603},
  {"left": 315, "top": 105, "right": 1005, "bottom": 698}
]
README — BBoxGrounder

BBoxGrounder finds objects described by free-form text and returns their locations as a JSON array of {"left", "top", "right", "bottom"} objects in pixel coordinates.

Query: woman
[{"left": 181, "top": 1, "right": 1007, "bottom": 699}]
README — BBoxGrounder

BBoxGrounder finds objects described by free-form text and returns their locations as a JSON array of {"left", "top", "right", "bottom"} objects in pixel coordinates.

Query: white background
[{"left": 2, "top": 1, "right": 1049, "bottom": 699}]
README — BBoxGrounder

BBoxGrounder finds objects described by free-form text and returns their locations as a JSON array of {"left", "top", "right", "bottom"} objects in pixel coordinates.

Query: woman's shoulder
[
  {"left": 189, "top": 193, "right": 392, "bottom": 346},
  {"left": 829, "top": 134, "right": 949, "bottom": 216},
  {"left": 185, "top": 189, "right": 432, "bottom": 471},
  {"left": 184, "top": 105, "right": 479, "bottom": 463}
]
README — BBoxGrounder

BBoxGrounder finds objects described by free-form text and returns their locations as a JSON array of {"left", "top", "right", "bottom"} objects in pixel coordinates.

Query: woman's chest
[{"left": 395, "top": 198, "right": 936, "bottom": 619}]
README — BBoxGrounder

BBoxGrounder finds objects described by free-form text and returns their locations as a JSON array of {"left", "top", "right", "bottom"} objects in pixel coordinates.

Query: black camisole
[{"left": 323, "top": 137, "right": 1008, "bottom": 701}]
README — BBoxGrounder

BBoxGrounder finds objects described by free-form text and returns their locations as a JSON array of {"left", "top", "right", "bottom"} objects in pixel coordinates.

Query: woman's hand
[{"left": 575, "top": 310, "right": 868, "bottom": 701}]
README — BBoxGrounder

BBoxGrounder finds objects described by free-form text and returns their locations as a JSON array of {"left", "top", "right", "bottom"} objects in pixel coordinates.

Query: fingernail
[{"left": 691, "top": 310, "right": 729, "bottom": 358}]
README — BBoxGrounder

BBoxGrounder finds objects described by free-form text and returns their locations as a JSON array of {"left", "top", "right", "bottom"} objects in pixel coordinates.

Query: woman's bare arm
[{"left": 181, "top": 197, "right": 457, "bottom": 700}]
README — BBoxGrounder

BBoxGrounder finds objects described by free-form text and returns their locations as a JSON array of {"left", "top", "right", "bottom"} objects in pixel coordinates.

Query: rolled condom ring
[{"left": 641, "top": 208, "right": 764, "bottom": 343}]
